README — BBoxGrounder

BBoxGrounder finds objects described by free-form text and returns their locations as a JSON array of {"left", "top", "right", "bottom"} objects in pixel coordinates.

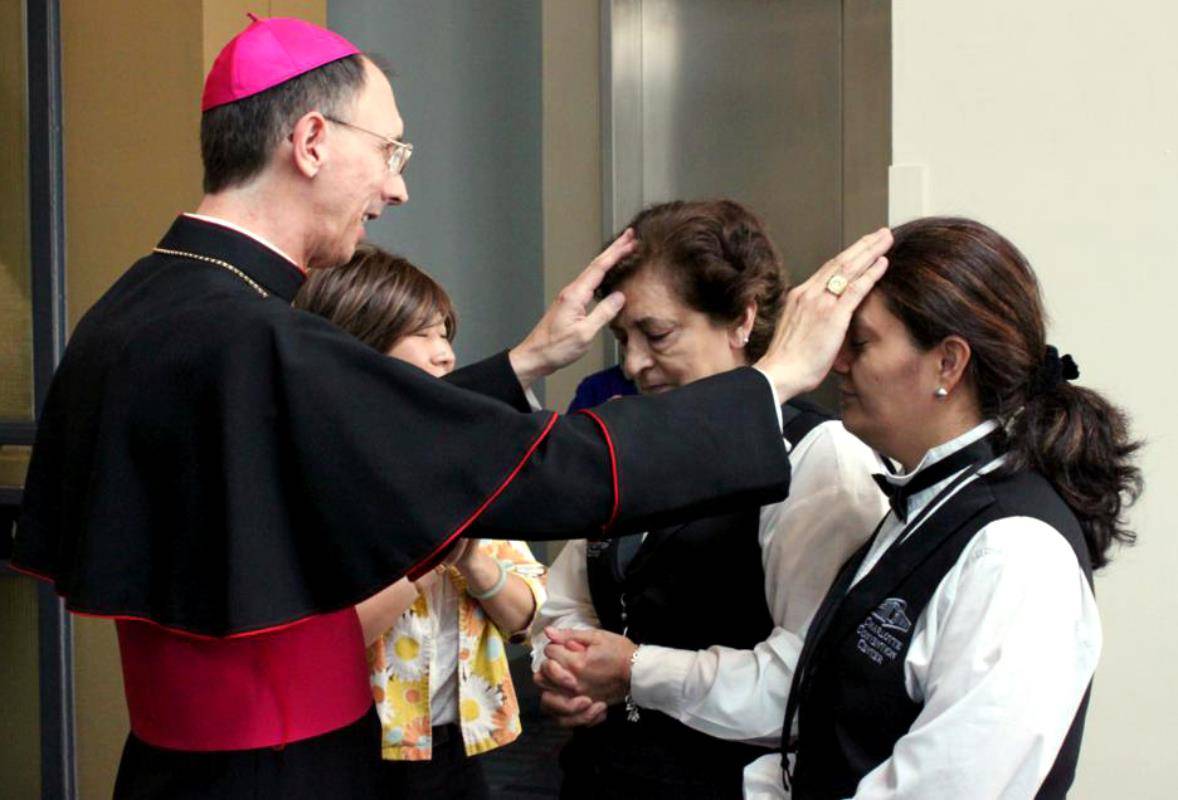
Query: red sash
[{"left": 116, "top": 608, "right": 373, "bottom": 751}]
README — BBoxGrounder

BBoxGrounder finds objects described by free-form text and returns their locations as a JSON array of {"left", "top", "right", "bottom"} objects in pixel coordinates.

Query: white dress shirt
[
  {"left": 743, "top": 421, "right": 1102, "bottom": 799},
  {"left": 532, "top": 419, "right": 887, "bottom": 747}
]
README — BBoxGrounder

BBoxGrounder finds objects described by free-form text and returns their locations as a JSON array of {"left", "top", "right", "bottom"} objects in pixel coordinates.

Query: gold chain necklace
[{"left": 153, "top": 247, "right": 270, "bottom": 298}]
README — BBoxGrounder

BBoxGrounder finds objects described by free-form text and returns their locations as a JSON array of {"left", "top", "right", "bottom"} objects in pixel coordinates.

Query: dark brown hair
[
  {"left": 880, "top": 216, "right": 1142, "bottom": 568},
  {"left": 201, "top": 55, "right": 368, "bottom": 194},
  {"left": 293, "top": 243, "right": 456, "bottom": 353},
  {"left": 597, "top": 199, "right": 787, "bottom": 361}
]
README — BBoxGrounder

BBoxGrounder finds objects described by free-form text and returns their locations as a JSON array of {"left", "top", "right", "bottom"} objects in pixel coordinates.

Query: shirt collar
[
  {"left": 877, "top": 420, "right": 1003, "bottom": 537},
  {"left": 884, "top": 420, "right": 1000, "bottom": 486},
  {"left": 182, "top": 213, "right": 305, "bottom": 274},
  {"left": 158, "top": 215, "right": 306, "bottom": 302}
]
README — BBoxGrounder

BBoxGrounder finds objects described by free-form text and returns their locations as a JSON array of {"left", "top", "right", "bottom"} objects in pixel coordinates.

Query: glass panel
[
  {"left": 0, "top": 577, "right": 42, "bottom": 798},
  {"left": 0, "top": 0, "right": 34, "bottom": 423}
]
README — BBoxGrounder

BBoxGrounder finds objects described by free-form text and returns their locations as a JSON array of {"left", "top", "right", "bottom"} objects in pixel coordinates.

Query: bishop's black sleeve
[
  {"left": 13, "top": 288, "right": 790, "bottom": 636},
  {"left": 468, "top": 367, "right": 791, "bottom": 540},
  {"left": 443, "top": 350, "right": 531, "bottom": 412},
  {"left": 277, "top": 313, "right": 790, "bottom": 580}
]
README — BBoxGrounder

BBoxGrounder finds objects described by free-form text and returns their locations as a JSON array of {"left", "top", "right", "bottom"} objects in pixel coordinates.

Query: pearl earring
[{"left": 934, "top": 387, "right": 949, "bottom": 398}]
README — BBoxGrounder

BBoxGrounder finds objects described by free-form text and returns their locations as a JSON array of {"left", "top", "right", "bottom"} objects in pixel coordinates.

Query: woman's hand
[
  {"left": 442, "top": 538, "right": 477, "bottom": 570},
  {"left": 540, "top": 626, "right": 638, "bottom": 706},
  {"left": 756, "top": 228, "right": 892, "bottom": 399}
]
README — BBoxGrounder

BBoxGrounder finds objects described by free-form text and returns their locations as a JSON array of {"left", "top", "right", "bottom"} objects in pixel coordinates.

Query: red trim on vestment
[
  {"left": 12, "top": 411, "right": 567, "bottom": 635},
  {"left": 577, "top": 409, "right": 620, "bottom": 532},
  {"left": 117, "top": 608, "right": 372, "bottom": 751},
  {"left": 406, "top": 410, "right": 561, "bottom": 580},
  {"left": 10, "top": 561, "right": 367, "bottom": 641},
  {"left": 8, "top": 561, "right": 55, "bottom": 583}
]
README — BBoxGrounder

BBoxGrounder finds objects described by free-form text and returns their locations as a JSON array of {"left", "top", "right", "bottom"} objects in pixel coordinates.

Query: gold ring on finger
[{"left": 825, "top": 274, "right": 849, "bottom": 297}]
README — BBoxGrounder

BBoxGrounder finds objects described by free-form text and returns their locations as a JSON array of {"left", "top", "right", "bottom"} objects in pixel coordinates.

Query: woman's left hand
[
  {"left": 542, "top": 626, "right": 638, "bottom": 705},
  {"left": 443, "top": 538, "right": 478, "bottom": 571}
]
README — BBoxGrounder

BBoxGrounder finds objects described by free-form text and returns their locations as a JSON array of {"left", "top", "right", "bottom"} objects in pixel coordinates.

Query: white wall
[{"left": 892, "top": 2, "right": 1178, "bottom": 796}]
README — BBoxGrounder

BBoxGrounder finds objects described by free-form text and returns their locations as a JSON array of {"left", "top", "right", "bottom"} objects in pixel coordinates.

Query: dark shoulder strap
[
  {"left": 780, "top": 399, "right": 834, "bottom": 449},
  {"left": 584, "top": 538, "right": 629, "bottom": 634}
]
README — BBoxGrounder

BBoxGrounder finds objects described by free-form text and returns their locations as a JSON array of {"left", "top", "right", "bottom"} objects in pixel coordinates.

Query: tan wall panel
[
  {"left": 205, "top": 1, "right": 328, "bottom": 73},
  {"left": 0, "top": 578, "right": 42, "bottom": 798},
  {"left": 62, "top": 0, "right": 205, "bottom": 329},
  {"left": 0, "top": 0, "right": 33, "bottom": 422},
  {"left": 542, "top": 0, "right": 603, "bottom": 413},
  {"left": 74, "top": 618, "right": 126, "bottom": 799},
  {"left": 203, "top": 0, "right": 257, "bottom": 73},
  {"left": 270, "top": 0, "right": 326, "bottom": 27}
]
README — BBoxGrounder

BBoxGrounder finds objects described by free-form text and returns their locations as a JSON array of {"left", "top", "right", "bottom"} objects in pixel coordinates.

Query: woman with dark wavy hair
[
  {"left": 744, "top": 217, "right": 1143, "bottom": 799},
  {"left": 533, "top": 200, "right": 887, "bottom": 798}
]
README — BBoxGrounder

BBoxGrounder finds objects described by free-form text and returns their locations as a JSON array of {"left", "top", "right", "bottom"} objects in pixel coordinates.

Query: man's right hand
[
  {"left": 756, "top": 228, "right": 892, "bottom": 400},
  {"left": 508, "top": 229, "right": 637, "bottom": 390}
]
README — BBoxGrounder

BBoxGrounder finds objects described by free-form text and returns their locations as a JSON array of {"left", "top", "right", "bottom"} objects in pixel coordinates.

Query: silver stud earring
[{"left": 934, "top": 387, "right": 949, "bottom": 398}]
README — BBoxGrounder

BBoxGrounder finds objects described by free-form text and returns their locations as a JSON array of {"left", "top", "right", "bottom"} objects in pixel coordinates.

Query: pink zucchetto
[{"left": 201, "top": 14, "right": 362, "bottom": 112}]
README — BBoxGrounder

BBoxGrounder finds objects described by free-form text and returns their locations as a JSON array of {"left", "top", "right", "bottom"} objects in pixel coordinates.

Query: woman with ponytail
[{"left": 745, "top": 216, "right": 1142, "bottom": 799}]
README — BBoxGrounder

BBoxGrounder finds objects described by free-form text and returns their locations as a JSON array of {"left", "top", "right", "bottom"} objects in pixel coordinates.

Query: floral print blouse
[{"left": 368, "top": 539, "right": 547, "bottom": 760}]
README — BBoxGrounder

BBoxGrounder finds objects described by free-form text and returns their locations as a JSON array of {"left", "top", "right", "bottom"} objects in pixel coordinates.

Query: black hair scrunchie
[{"left": 1030, "top": 345, "right": 1080, "bottom": 396}]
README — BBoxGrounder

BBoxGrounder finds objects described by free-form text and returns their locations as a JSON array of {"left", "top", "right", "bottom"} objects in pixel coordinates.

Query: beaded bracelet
[
  {"left": 467, "top": 559, "right": 508, "bottom": 600},
  {"left": 625, "top": 645, "right": 643, "bottom": 722}
]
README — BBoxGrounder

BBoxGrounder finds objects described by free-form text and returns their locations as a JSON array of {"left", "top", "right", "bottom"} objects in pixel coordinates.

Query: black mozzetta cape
[{"left": 14, "top": 216, "right": 791, "bottom": 637}]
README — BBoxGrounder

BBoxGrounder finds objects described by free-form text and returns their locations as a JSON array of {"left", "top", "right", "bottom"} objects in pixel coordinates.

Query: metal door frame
[
  {"left": 598, "top": 0, "right": 891, "bottom": 371},
  {"left": 1, "top": 0, "right": 76, "bottom": 797}
]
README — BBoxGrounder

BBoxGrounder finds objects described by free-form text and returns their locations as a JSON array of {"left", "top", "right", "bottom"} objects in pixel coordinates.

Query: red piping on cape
[
  {"left": 406, "top": 409, "right": 562, "bottom": 581},
  {"left": 10, "top": 407, "right": 596, "bottom": 638},
  {"left": 12, "top": 561, "right": 352, "bottom": 641},
  {"left": 577, "top": 409, "right": 620, "bottom": 532}
]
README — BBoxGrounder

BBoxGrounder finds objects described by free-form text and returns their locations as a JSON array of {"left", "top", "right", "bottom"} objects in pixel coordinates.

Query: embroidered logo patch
[
  {"left": 872, "top": 598, "right": 913, "bottom": 633},
  {"left": 856, "top": 598, "right": 912, "bottom": 665}
]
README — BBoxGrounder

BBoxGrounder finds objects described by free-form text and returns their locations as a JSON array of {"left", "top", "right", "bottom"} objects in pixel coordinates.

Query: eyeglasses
[{"left": 323, "top": 114, "right": 413, "bottom": 175}]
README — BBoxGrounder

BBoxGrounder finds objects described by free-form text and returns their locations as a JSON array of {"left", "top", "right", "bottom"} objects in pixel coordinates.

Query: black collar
[
  {"left": 157, "top": 215, "right": 306, "bottom": 302},
  {"left": 872, "top": 429, "right": 1002, "bottom": 523}
]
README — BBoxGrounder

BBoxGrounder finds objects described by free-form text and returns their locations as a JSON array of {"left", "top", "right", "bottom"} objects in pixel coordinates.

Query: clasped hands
[{"left": 534, "top": 627, "right": 639, "bottom": 728}]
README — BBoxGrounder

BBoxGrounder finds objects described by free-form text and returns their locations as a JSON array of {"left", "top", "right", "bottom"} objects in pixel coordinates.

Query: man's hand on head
[{"left": 509, "top": 230, "right": 637, "bottom": 389}]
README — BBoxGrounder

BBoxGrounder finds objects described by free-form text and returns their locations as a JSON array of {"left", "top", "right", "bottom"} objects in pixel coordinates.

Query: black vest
[
  {"left": 784, "top": 469, "right": 1094, "bottom": 800},
  {"left": 566, "top": 402, "right": 831, "bottom": 792}
]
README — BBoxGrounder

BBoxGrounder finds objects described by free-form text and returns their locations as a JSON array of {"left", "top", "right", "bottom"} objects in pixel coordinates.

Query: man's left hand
[{"left": 542, "top": 626, "right": 638, "bottom": 705}]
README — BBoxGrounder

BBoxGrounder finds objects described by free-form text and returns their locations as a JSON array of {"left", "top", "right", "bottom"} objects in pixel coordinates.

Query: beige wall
[
  {"left": 542, "top": 0, "right": 605, "bottom": 412},
  {"left": 892, "top": 2, "right": 1178, "bottom": 796},
  {"left": 0, "top": 579, "right": 41, "bottom": 798},
  {"left": 0, "top": 0, "right": 33, "bottom": 424}
]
